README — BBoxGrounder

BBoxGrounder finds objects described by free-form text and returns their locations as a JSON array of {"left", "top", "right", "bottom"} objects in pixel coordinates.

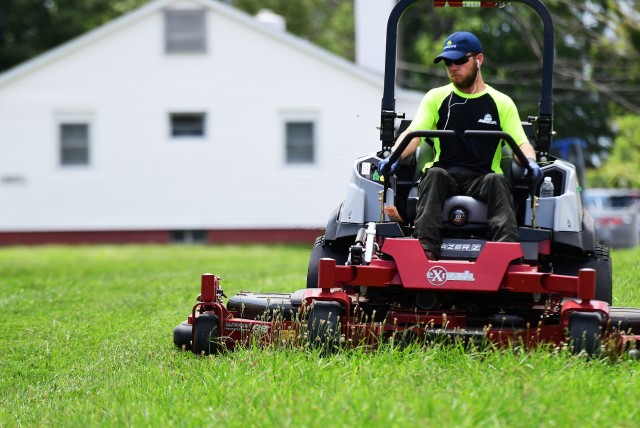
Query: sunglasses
[{"left": 443, "top": 54, "right": 476, "bottom": 67}]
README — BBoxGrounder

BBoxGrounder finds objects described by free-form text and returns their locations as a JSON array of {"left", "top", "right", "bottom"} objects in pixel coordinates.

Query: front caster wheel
[
  {"left": 307, "top": 301, "right": 343, "bottom": 354},
  {"left": 569, "top": 311, "right": 604, "bottom": 357},
  {"left": 193, "top": 313, "right": 221, "bottom": 355}
]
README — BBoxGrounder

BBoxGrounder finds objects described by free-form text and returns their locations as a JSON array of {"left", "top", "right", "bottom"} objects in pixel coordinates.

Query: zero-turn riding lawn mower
[{"left": 173, "top": 0, "right": 640, "bottom": 358}]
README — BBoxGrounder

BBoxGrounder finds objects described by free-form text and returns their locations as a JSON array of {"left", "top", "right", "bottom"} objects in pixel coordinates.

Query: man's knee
[
  {"left": 420, "top": 167, "right": 448, "bottom": 190},
  {"left": 426, "top": 167, "right": 448, "bottom": 180},
  {"left": 418, "top": 167, "right": 449, "bottom": 197},
  {"left": 479, "top": 174, "right": 512, "bottom": 200},
  {"left": 484, "top": 173, "right": 510, "bottom": 189}
]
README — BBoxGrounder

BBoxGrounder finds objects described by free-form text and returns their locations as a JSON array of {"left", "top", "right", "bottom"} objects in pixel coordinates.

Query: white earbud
[{"left": 476, "top": 59, "right": 480, "bottom": 67}]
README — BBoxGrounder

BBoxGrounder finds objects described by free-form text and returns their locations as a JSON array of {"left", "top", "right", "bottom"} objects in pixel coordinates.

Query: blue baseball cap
[{"left": 434, "top": 31, "right": 483, "bottom": 63}]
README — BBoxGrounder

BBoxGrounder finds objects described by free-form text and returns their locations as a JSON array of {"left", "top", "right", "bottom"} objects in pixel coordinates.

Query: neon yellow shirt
[{"left": 410, "top": 84, "right": 528, "bottom": 174}]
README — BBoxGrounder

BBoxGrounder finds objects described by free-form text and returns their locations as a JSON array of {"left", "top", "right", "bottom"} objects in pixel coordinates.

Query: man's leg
[
  {"left": 467, "top": 173, "right": 519, "bottom": 242},
  {"left": 414, "top": 167, "right": 456, "bottom": 257}
]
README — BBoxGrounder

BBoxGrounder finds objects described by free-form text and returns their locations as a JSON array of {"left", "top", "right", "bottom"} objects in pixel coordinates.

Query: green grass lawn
[{"left": 1, "top": 244, "right": 640, "bottom": 427}]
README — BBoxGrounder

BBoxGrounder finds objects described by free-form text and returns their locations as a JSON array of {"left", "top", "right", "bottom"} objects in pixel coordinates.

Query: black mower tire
[
  {"left": 307, "top": 301, "right": 343, "bottom": 353},
  {"left": 553, "top": 244, "right": 612, "bottom": 304},
  {"left": 306, "top": 236, "right": 349, "bottom": 288},
  {"left": 193, "top": 313, "right": 220, "bottom": 355},
  {"left": 568, "top": 311, "right": 604, "bottom": 357},
  {"left": 173, "top": 320, "right": 192, "bottom": 350}
]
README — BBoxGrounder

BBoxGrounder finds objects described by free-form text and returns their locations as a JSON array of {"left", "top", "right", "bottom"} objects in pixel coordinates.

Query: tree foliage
[
  {"left": 587, "top": 115, "right": 640, "bottom": 188},
  {"left": 234, "top": 0, "right": 354, "bottom": 60}
]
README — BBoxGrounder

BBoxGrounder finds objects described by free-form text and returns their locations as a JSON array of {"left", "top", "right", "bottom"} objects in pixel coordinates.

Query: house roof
[{"left": 0, "top": 0, "right": 422, "bottom": 102}]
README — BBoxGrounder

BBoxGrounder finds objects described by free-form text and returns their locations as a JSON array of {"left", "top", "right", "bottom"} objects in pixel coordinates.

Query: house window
[
  {"left": 164, "top": 10, "right": 206, "bottom": 53},
  {"left": 286, "top": 122, "right": 315, "bottom": 164},
  {"left": 170, "top": 113, "right": 206, "bottom": 137},
  {"left": 60, "top": 123, "right": 90, "bottom": 166}
]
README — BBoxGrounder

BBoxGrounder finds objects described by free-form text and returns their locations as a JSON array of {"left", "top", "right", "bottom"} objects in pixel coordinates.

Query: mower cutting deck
[
  {"left": 173, "top": 0, "right": 640, "bottom": 358},
  {"left": 174, "top": 234, "right": 640, "bottom": 357}
]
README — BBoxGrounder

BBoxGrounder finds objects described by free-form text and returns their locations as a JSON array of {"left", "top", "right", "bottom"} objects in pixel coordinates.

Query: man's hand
[
  {"left": 377, "top": 157, "right": 399, "bottom": 176},
  {"left": 525, "top": 158, "right": 543, "bottom": 190}
]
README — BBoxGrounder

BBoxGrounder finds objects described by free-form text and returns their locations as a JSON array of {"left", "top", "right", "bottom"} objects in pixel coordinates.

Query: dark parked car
[{"left": 583, "top": 188, "right": 640, "bottom": 248}]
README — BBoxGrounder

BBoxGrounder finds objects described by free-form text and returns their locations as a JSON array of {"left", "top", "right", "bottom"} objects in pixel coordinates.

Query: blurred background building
[{"left": 0, "top": 0, "right": 421, "bottom": 244}]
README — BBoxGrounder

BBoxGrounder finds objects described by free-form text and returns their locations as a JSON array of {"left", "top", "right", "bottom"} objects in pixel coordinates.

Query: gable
[{"left": 0, "top": 0, "right": 382, "bottom": 91}]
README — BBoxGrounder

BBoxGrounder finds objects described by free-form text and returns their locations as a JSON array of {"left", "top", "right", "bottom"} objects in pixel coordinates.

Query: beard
[{"left": 451, "top": 62, "right": 479, "bottom": 91}]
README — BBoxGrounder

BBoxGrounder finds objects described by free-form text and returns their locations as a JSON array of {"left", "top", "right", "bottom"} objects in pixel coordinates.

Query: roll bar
[{"left": 380, "top": 0, "right": 554, "bottom": 161}]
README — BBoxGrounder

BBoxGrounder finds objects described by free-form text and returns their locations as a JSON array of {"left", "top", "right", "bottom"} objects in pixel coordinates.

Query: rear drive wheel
[
  {"left": 307, "top": 301, "right": 343, "bottom": 353},
  {"left": 553, "top": 244, "right": 612, "bottom": 304},
  {"left": 306, "top": 236, "right": 349, "bottom": 288},
  {"left": 569, "top": 311, "right": 604, "bottom": 357},
  {"left": 193, "top": 313, "right": 220, "bottom": 355}
]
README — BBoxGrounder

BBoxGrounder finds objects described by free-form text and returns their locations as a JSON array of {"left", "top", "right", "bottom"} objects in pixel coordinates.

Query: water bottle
[{"left": 540, "top": 176, "right": 554, "bottom": 198}]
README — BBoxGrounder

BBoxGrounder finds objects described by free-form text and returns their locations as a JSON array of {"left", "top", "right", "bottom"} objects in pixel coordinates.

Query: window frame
[
  {"left": 164, "top": 9, "right": 207, "bottom": 54},
  {"left": 55, "top": 112, "right": 93, "bottom": 168},
  {"left": 169, "top": 112, "right": 207, "bottom": 139},
  {"left": 282, "top": 112, "right": 319, "bottom": 165}
]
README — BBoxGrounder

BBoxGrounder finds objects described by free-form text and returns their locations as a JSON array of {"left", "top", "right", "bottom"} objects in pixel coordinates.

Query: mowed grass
[{"left": 1, "top": 244, "right": 640, "bottom": 427}]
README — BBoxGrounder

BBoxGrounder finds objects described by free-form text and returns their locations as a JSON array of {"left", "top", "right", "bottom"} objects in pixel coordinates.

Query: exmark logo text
[{"left": 426, "top": 266, "right": 476, "bottom": 286}]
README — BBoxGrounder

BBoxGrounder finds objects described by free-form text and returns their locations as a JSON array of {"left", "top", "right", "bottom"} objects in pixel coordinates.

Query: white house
[{"left": 0, "top": 0, "right": 422, "bottom": 244}]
